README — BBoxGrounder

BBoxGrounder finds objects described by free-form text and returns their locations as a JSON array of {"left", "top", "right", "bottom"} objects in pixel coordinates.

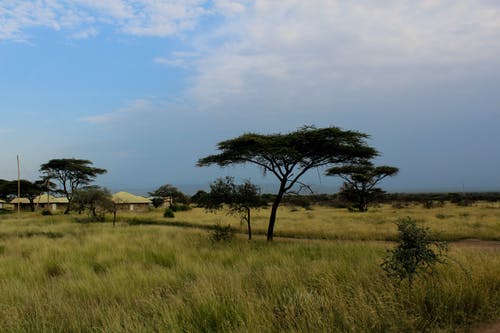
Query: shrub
[
  {"left": 164, "top": 208, "right": 175, "bottom": 218},
  {"left": 41, "top": 209, "right": 52, "bottom": 216},
  {"left": 211, "top": 224, "right": 234, "bottom": 242},
  {"left": 170, "top": 203, "right": 191, "bottom": 212},
  {"left": 381, "top": 217, "right": 447, "bottom": 287}
]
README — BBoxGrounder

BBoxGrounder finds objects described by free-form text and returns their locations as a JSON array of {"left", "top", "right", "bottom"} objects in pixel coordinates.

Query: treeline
[{"left": 250, "top": 192, "right": 500, "bottom": 209}]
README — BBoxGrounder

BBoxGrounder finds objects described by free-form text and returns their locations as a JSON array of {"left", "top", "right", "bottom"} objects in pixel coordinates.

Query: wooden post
[{"left": 17, "top": 155, "right": 20, "bottom": 217}]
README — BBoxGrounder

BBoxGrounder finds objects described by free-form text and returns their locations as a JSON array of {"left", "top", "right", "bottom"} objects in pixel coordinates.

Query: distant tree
[
  {"left": 0, "top": 179, "right": 43, "bottom": 211},
  {"left": 72, "top": 186, "right": 115, "bottom": 222},
  {"left": 40, "top": 158, "right": 107, "bottom": 213},
  {"left": 199, "top": 177, "right": 266, "bottom": 240},
  {"left": 198, "top": 125, "right": 377, "bottom": 241},
  {"left": 149, "top": 184, "right": 189, "bottom": 205},
  {"left": 327, "top": 163, "right": 399, "bottom": 212},
  {"left": 0, "top": 179, "right": 7, "bottom": 198},
  {"left": 190, "top": 190, "right": 209, "bottom": 206}
]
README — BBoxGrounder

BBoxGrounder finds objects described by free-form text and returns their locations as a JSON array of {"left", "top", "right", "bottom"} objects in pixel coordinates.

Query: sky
[{"left": 1, "top": 0, "right": 499, "bottom": 194}]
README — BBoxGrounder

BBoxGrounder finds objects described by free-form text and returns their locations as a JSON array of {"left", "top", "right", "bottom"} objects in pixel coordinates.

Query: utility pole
[{"left": 17, "top": 155, "right": 20, "bottom": 217}]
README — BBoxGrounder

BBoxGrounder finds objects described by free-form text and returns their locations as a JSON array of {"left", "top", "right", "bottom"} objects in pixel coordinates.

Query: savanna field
[{"left": 0, "top": 203, "right": 499, "bottom": 332}]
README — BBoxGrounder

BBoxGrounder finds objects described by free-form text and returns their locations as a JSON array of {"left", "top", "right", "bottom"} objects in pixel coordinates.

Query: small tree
[
  {"left": 381, "top": 217, "right": 447, "bottom": 288},
  {"left": 327, "top": 163, "right": 398, "bottom": 212},
  {"left": 199, "top": 177, "right": 266, "bottom": 240},
  {"left": 72, "top": 186, "right": 114, "bottom": 222},
  {"left": 198, "top": 125, "right": 377, "bottom": 241},
  {"left": 40, "top": 158, "right": 107, "bottom": 213}
]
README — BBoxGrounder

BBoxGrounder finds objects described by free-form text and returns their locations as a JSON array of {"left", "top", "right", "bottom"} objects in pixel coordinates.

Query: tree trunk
[
  {"left": 245, "top": 207, "right": 252, "bottom": 240},
  {"left": 358, "top": 189, "right": 368, "bottom": 212},
  {"left": 267, "top": 182, "right": 286, "bottom": 241}
]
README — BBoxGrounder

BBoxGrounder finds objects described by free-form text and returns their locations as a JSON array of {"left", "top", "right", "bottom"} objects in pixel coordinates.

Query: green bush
[
  {"left": 41, "top": 209, "right": 52, "bottom": 216},
  {"left": 211, "top": 224, "right": 234, "bottom": 242},
  {"left": 170, "top": 203, "right": 191, "bottom": 212},
  {"left": 381, "top": 217, "right": 447, "bottom": 287},
  {"left": 164, "top": 208, "right": 175, "bottom": 218}
]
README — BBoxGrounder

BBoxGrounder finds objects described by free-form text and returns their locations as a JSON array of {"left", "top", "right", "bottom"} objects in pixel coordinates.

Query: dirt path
[
  {"left": 472, "top": 320, "right": 500, "bottom": 333},
  {"left": 451, "top": 239, "right": 500, "bottom": 251}
]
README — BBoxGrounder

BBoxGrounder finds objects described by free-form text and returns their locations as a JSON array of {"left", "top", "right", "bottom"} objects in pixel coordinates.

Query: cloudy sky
[{"left": 1, "top": 0, "right": 499, "bottom": 194}]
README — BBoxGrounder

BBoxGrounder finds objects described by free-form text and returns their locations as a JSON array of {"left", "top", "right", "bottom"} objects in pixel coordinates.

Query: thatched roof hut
[
  {"left": 112, "top": 192, "right": 151, "bottom": 212},
  {"left": 34, "top": 194, "right": 69, "bottom": 211}
]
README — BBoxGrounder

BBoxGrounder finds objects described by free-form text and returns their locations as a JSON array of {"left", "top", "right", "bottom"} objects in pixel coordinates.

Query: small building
[
  {"left": 34, "top": 194, "right": 69, "bottom": 211},
  {"left": 9, "top": 197, "right": 32, "bottom": 210},
  {"left": 0, "top": 199, "right": 5, "bottom": 209},
  {"left": 112, "top": 191, "right": 151, "bottom": 212}
]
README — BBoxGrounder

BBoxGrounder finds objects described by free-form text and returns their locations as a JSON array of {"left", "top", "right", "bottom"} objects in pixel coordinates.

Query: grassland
[
  {"left": 130, "top": 201, "right": 500, "bottom": 241},
  {"left": 0, "top": 203, "right": 498, "bottom": 332}
]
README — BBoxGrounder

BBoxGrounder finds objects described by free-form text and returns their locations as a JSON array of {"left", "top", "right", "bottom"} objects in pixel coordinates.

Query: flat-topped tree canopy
[
  {"left": 40, "top": 158, "right": 107, "bottom": 213},
  {"left": 198, "top": 125, "right": 378, "bottom": 241},
  {"left": 327, "top": 162, "right": 399, "bottom": 212}
]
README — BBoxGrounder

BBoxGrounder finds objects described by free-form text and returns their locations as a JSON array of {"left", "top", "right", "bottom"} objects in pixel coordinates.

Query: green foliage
[
  {"left": 41, "top": 209, "right": 52, "bottom": 216},
  {"left": 0, "top": 179, "right": 44, "bottom": 211},
  {"left": 381, "top": 217, "right": 447, "bottom": 286},
  {"left": 199, "top": 177, "right": 266, "bottom": 240},
  {"left": 198, "top": 125, "right": 378, "bottom": 241},
  {"left": 39, "top": 158, "right": 107, "bottom": 213},
  {"left": 72, "top": 186, "right": 114, "bottom": 222},
  {"left": 328, "top": 162, "right": 399, "bottom": 212},
  {"left": 190, "top": 190, "right": 209, "bottom": 206},
  {"left": 170, "top": 203, "right": 191, "bottom": 212},
  {"left": 163, "top": 208, "right": 175, "bottom": 218},
  {"left": 149, "top": 184, "right": 189, "bottom": 204},
  {"left": 211, "top": 224, "right": 234, "bottom": 242},
  {"left": 151, "top": 197, "right": 165, "bottom": 208}
]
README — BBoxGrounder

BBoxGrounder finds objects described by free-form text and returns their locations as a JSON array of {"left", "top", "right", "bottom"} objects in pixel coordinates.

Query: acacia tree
[
  {"left": 198, "top": 126, "right": 377, "bottom": 241},
  {"left": 72, "top": 186, "right": 114, "bottom": 222},
  {"left": 149, "top": 184, "right": 189, "bottom": 205},
  {"left": 327, "top": 163, "right": 399, "bottom": 212},
  {"left": 199, "top": 177, "right": 266, "bottom": 240},
  {"left": 40, "top": 158, "right": 107, "bottom": 213}
]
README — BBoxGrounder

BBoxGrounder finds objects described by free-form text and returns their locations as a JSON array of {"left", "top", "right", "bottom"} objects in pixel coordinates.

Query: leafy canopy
[
  {"left": 198, "top": 125, "right": 377, "bottom": 241},
  {"left": 381, "top": 217, "right": 447, "bottom": 287},
  {"left": 149, "top": 184, "right": 189, "bottom": 204},
  {"left": 328, "top": 162, "right": 399, "bottom": 211},
  {"left": 198, "top": 125, "right": 377, "bottom": 192},
  {"left": 40, "top": 158, "right": 106, "bottom": 212}
]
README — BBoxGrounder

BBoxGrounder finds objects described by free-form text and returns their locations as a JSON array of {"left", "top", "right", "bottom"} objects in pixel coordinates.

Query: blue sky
[{"left": 1, "top": 0, "right": 499, "bottom": 194}]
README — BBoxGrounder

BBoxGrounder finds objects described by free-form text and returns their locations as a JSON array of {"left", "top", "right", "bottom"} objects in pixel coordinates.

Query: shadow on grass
[{"left": 0, "top": 231, "right": 64, "bottom": 240}]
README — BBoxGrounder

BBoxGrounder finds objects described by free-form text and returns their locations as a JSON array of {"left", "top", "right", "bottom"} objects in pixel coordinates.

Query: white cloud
[
  {"left": 0, "top": 0, "right": 210, "bottom": 41},
  {"left": 182, "top": 0, "right": 500, "bottom": 111},
  {"left": 80, "top": 98, "right": 154, "bottom": 124}
]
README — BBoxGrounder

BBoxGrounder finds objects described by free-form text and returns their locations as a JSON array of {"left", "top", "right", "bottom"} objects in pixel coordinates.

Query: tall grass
[
  {"left": 0, "top": 212, "right": 498, "bottom": 332},
  {"left": 119, "top": 202, "right": 500, "bottom": 241}
]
